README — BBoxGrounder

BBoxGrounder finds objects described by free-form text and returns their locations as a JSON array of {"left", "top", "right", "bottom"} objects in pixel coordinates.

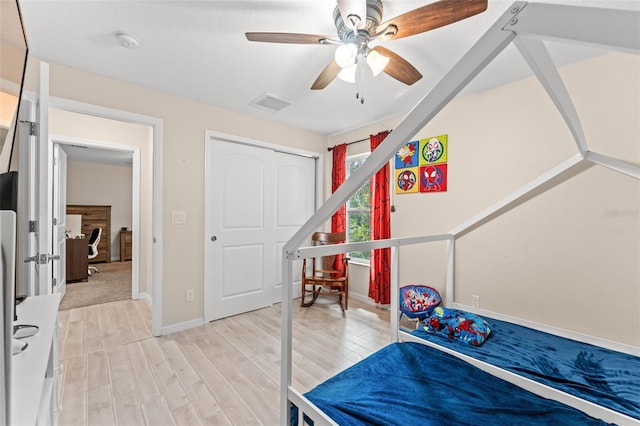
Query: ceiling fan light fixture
[
  {"left": 337, "top": 64, "right": 357, "bottom": 83},
  {"left": 366, "top": 50, "right": 389, "bottom": 76},
  {"left": 335, "top": 43, "right": 357, "bottom": 68}
]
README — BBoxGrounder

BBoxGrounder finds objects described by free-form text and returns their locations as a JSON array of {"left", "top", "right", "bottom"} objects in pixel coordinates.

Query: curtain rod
[
  {"left": 327, "top": 130, "right": 392, "bottom": 151},
  {"left": 327, "top": 137, "right": 368, "bottom": 151}
]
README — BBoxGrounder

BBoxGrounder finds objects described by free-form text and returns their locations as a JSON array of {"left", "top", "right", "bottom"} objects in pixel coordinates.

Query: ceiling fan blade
[
  {"left": 336, "top": 0, "right": 367, "bottom": 30},
  {"left": 245, "top": 32, "right": 336, "bottom": 44},
  {"left": 376, "top": 0, "right": 488, "bottom": 41},
  {"left": 311, "top": 60, "right": 341, "bottom": 90},
  {"left": 373, "top": 46, "right": 422, "bottom": 86}
]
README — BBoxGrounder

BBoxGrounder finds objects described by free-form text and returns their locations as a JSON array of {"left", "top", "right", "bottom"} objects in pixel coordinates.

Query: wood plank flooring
[{"left": 57, "top": 298, "right": 391, "bottom": 425}]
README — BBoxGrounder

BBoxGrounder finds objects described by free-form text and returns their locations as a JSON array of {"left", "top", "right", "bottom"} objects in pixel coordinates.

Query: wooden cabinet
[
  {"left": 66, "top": 237, "right": 88, "bottom": 282},
  {"left": 66, "top": 205, "right": 111, "bottom": 263},
  {"left": 120, "top": 230, "right": 132, "bottom": 261}
]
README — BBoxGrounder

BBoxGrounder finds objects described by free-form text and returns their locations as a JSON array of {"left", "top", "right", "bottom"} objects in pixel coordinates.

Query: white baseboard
[
  {"left": 161, "top": 317, "right": 205, "bottom": 336},
  {"left": 348, "top": 292, "right": 390, "bottom": 309},
  {"left": 137, "top": 292, "right": 152, "bottom": 306}
]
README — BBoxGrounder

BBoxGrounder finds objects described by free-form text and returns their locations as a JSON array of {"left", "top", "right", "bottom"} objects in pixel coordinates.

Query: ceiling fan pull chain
[{"left": 358, "top": 56, "right": 365, "bottom": 104}]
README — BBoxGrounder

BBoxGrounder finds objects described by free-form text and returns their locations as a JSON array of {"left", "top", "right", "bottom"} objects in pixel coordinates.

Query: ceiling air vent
[{"left": 251, "top": 93, "right": 291, "bottom": 112}]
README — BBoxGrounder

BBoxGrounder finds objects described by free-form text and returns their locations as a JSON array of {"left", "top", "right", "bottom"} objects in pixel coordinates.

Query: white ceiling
[{"left": 18, "top": 0, "right": 640, "bottom": 137}]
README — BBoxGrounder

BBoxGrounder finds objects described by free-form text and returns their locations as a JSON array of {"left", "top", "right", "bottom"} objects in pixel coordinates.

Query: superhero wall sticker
[{"left": 395, "top": 134, "right": 448, "bottom": 194}]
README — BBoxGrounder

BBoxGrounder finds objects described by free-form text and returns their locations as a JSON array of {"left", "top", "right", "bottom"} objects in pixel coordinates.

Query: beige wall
[
  {"left": 329, "top": 52, "right": 640, "bottom": 346},
  {"left": 65, "top": 160, "right": 133, "bottom": 262},
  {"left": 0, "top": 92, "right": 18, "bottom": 156},
  {"left": 23, "top": 50, "right": 639, "bottom": 344},
  {"left": 26, "top": 58, "right": 327, "bottom": 327}
]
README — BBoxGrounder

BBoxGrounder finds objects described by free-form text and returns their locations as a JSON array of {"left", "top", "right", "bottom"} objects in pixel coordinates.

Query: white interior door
[
  {"left": 273, "top": 152, "right": 315, "bottom": 304},
  {"left": 204, "top": 136, "right": 317, "bottom": 321},
  {"left": 21, "top": 62, "right": 54, "bottom": 296},
  {"left": 52, "top": 144, "right": 67, "bottom": 296},
  {"left": 16, "top": 99, "right": 36, "bottom": 297}
]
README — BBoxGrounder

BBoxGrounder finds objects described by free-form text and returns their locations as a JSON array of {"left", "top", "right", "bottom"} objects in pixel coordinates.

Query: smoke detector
[{"left": 115, "top": 32, "right": 139, "bottom": 50}]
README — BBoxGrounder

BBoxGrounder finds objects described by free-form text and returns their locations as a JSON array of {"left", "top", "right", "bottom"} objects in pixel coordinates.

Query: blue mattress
[
  {"left": 411, "top": 316, "right": 640, "bottom": 420},
  {"left": 296, "top": 342, "right": 609, "bottom": 425}
]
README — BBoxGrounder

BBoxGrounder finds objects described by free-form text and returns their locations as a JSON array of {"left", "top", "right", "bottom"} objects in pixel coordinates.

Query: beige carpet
[{"left": 59, "top": 261, "right": 132, "bottom": 310}]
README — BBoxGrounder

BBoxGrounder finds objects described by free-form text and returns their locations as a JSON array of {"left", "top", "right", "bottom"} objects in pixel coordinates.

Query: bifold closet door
[
  {"left": 272, "top": 151, "right": 315, "bottom": 304},
  {"left": 205, "top": 138, "right": 315, "bottom": 321}
]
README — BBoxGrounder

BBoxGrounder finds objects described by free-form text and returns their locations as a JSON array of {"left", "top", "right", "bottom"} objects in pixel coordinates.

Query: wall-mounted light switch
[{"left": 172, "top": 211, "right": 186, "bottom": 224}]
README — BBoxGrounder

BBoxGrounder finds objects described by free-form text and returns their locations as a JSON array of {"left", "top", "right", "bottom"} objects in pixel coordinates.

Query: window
[{"left": 347, "top": 154, "right": 370, "bottom": 262}]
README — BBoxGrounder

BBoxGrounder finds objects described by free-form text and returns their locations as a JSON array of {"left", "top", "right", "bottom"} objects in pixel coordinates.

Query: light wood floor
[{"left": 57, "top": 298, "right": 391, "bottom": 425}]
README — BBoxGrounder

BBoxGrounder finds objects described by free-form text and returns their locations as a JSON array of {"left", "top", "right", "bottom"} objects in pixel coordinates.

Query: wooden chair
[{"left": 301, "top": 231, "right": 349, "bottom": 311}]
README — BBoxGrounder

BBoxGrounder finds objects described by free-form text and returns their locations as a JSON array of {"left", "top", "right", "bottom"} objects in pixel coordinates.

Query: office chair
[
  {"left": 88, "top": 227, "right": 102, "bottom": 276},
  {"left": 301, "top": 231, "right": 349, "bottom": 311}
]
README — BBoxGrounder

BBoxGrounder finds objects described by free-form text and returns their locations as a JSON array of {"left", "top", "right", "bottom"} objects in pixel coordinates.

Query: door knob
[
  {"left": 211, "top": 236, "right": 217, "bottom": 242},
  {"left": 24, "top": 253, "right": 60, "bottom": 264}
]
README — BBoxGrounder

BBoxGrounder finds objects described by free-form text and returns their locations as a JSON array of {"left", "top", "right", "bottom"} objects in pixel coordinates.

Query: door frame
[
  {"left": 51, "top": 135, "right": 141, "bottom": 301},
  {"left": 42, "top": 95, "right": 163, "bottom": 336},
  {"left": 203, "top": 130, "right": 323, "bottom": 323}
]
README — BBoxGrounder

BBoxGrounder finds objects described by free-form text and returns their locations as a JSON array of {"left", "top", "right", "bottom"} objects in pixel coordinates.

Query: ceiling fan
[{"left": 246, "top": 0, "right": 488, "bottom": 102}]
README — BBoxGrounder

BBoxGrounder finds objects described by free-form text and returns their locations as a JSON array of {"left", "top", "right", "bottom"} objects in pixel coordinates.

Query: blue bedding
[
  {"left": 411, "top": 316, "right": 640, "bottom": 420},
  {"left": 296, "top": 342, "right": 609, "bottom": 426}
]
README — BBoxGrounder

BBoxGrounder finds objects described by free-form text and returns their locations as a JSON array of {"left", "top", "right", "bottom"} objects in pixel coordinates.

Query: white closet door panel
[
  {"left": 208, "top": 140, "right": 274, "bottom": 320},
  {"left": 273, "top": 152, "right": 315, "bottom": 303},
  {"left": 221, "top": 244, "right": 264, "bottom": 297},
  {"left": 277, "top": 163, "right": 313, "bottom": 226},
  {"left": 221, "top": 153, "right": 264, "bottom": 229}
]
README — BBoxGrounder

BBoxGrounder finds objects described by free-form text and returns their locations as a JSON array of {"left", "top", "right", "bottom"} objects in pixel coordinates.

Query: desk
[
  {"left": 66, "top": 237, "right": 88, "bottom": 282},
  {"left": 120, "top": 230, "right": 132, "bottom": 261}
]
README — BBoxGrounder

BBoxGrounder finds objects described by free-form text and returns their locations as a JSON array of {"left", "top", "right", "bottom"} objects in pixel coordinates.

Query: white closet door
[
  {"left": 207, "top": 140, "right": 276, "bottom": 321},
  {"left": 205, "top": 137, "right": 316, "bottom": 321},
  {"left": 272, "top": 152, "right": 315, "bottom": 304}
]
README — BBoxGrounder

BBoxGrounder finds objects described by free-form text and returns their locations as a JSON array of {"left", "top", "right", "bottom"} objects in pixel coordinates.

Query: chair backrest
[
  {"left": 88, "top": 227, "right": 102, "bottom": 259},
  {"left": 311, "top": 231, "right": 346, "bottom": 273}
]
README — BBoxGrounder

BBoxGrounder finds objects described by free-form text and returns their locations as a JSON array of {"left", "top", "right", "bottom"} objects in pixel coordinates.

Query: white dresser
[{"left": 11, "top": 294, "right": 60, "bottom": 425}]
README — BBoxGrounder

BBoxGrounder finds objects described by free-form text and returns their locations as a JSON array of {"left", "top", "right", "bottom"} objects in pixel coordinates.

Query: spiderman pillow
[
  {"left": 399, "top": 285, "right": 442, "bottom": 320},
  {"left": 423, "top": 306, "right": 492, "bottom": 346}
]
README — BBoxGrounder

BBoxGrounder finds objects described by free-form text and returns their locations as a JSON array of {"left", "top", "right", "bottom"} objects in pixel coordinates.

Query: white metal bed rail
[
  {"left": 288, "top": 387, "right": 338, "bottom": 426},
  {"left": 284, "top": 233, "right": 451, "bottom": 426}
]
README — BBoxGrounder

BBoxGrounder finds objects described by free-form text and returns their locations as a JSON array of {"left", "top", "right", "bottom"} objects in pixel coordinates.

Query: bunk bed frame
[{"left": 281, "top": 2, "right": 640, "bottom": 425}]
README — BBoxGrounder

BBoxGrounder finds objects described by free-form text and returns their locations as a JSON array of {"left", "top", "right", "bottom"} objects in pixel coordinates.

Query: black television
[{"left": 0, "top": 0, "right": 29, "bottom": 423}]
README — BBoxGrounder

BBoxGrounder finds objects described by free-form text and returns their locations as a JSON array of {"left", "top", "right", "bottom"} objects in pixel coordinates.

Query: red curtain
[
  {"left": 368, "top": 131, "right": 391, "bottom": 304},
  {"left": 331, "top": 144, "right": 347, "bottom": 271}
]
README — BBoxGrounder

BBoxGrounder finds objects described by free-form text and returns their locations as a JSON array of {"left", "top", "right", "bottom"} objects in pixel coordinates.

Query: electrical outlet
[
  {"left": 172, "top": 210, "right": 186, "bottom": 224},
  {"left": 186, "top": 289, "right": 195, "bottom": 302},
  {"left": 471, "top": 295, "right": 480, "bottom": 308}
]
